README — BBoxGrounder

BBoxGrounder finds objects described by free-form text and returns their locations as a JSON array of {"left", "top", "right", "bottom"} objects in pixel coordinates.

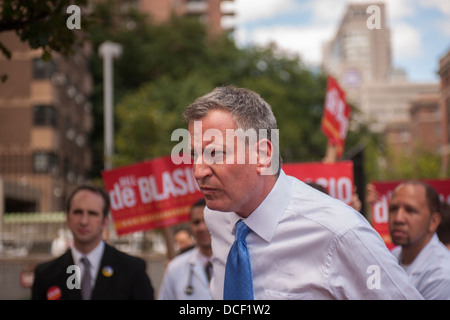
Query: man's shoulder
[
  {"left": 35, "top": 250, "right": 71, "bottom": 274},
  {"left": 104, "top": 243, "right": 146, "bottom": 267},
  {"left": 286, "top": 177, "right": 369, "bottom": 236},
  {"left": 166, "top": 248, "right": 196, "bottom": 272},
  {"left": 420, "top": 237, "right": 450, "bottom": 273}
]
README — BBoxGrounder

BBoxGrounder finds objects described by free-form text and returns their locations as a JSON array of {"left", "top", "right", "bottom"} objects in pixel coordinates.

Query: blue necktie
[{"left": 224, "top": 220, "right": 254, "bottom": 300}]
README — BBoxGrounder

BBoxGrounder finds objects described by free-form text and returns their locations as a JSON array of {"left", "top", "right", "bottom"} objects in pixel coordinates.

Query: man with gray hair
[{"left": 184, "top": 85, "right": 422, "bottom": 300}]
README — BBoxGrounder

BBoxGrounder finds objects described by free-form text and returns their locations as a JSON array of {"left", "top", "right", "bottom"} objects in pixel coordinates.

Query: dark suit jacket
[{"left": 31, "top": 243, "right": 154, "bottom": 300}]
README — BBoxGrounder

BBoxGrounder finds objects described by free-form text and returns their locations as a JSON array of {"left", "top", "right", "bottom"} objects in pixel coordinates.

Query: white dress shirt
[
  {"left": 205, "top": 170, "right": 423, "bottom": 300},
  {"left": 158, "top": 247, "right": 213, "bottom": 300},
  {"left": 392, "top": 233, "right": 450, "bottom": 299},
  {"left": 71, "top": 240, "right": 105, "bottom": 289}
]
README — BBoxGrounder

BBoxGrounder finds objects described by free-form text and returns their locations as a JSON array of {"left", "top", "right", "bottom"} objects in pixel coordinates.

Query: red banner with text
[
  {"left": 102, "top": 158, "right": 355, "bottom": 235},
  {"left": 321, "top": 75, "right": 351, "bottom": 158},
  {"left": 371, "top": 179, "right": 450, "bottom": 250},
  {"left": 283, "top": 161, "right": 354, "bottom": 205},
  {"left": 101, "top": 155, "right": 203, "bottom": 236}
]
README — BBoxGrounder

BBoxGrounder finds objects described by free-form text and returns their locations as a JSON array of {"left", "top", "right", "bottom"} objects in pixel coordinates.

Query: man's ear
[
  {"left": 429, "top": 211, "right": 441, "bottom": 233},
  {"left": 102, "top": 215, "right": 110, "bottom": 230},
  {"left": 256, "top": 138, "right": 273, "bottom": 175}
]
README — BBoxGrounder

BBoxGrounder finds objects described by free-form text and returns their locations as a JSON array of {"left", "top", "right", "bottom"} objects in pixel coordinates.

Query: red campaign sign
[
  {"left": 283, "top": 161, "right": 354, "bottom": 205},
  {"left": 321, "top": 75, "right": 351, "bottom": 156},
  {"left": 101, "top": 155, "right": 203, "bottom": 236},
  {"left": 371, "top": 179, "right": 450, "bottom": 250}
]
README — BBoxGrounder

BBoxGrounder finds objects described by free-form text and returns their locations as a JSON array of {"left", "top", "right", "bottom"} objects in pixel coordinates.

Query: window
[
  {"left": 32, "top": 58, "right": 55, "bottom": 79},
  {"left": 33, "top": 152, "right": 58, "bottom": 173},
  {"left": 33, "top": 105, "right": 57, "bottom": 127}
]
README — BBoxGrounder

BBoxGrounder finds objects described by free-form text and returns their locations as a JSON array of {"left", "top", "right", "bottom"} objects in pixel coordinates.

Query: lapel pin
[
  {"left": 102, "top": 266, "right": 114, "bottom": 277},
  {"left": 47, "top": 286, "right": 62, "bottom": 300}
]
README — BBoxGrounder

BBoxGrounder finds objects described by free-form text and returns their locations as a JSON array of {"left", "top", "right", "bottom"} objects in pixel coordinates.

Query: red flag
[{"left": 321, "top": 75, "right": 351, "bottom": 158}]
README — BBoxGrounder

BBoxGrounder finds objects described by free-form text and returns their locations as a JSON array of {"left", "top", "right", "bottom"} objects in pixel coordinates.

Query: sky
[{"left": 222, "top": 0, "right": 450, "bottom": 83}]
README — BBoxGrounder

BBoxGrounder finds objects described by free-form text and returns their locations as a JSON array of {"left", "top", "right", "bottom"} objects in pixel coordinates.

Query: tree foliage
[
  {"left": 374, "top": 144, "right": 442, "bottom": 181},
  {"left": 86, "top": 0, "right": 375, "bottom": 175},
  {"left": 0, "top": 0, "right": 88, "bottom": 59}
]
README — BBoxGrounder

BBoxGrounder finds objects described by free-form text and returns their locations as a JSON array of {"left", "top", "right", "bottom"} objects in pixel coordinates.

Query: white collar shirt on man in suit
[
  {"left": 205, "top": 170, "right": 423, "bottom": 300},
  {"left": 392, "top": 233, "right": 450, "bottom": 299},
  {"left": 71, "top": 240, "right": 105, "bottom": 289}
]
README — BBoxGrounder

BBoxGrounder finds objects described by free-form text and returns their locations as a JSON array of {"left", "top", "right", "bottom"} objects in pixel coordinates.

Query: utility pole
[{"left": 99, "top": 41, "right": 122, "bottom": 170}]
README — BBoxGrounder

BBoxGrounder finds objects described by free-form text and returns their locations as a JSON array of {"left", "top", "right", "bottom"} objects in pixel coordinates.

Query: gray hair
[{"left": 184, "top": 85, "right": 278, "bottom": 141}]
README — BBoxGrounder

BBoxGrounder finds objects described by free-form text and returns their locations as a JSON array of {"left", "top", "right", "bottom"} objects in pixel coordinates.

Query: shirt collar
[
  {"left": 195, "top": 248, "right": 213, "bottom": 266},
  {"left": 71, "top": 240, "right": 105, "bottom": 271},
  {"left": 229, "top": 169, "right": 292, "bottom": 243}
]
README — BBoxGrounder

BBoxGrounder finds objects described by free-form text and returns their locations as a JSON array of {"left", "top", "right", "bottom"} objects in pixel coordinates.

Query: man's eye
[{"left": 388, "top": 205, "right": 398, "bottom": 213}]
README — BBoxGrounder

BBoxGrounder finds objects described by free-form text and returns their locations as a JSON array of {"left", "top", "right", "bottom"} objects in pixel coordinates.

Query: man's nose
[
  {"left": 80, "top": 212, "right": 89, "bottom": 224},
  {"left": 193, "top": 154, "right": 212, "bottom": 181},
  {"left": 392, "top": 208, "right": 407, "bottom": 223}
]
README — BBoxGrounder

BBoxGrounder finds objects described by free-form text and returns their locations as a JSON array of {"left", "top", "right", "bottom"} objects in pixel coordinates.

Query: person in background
[
  {"left": 158, "top": 198, "right": 212, "bottom": 300},
  {"left": 184, "top": 85, "right": 422, "bottom": 300},
  {"left": 174, "top": 228, "right": 195, "bottom": 255},
  {"left": 32, "top": 185, "right": 154, "bottom": 300},
  {"left": 388, "top": 180, "right": 450, "bottom": 299}
]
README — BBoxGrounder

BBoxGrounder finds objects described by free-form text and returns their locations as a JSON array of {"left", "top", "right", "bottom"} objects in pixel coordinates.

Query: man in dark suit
[{"left": 31, "top": 185, "right": 154, "bottom": 300}]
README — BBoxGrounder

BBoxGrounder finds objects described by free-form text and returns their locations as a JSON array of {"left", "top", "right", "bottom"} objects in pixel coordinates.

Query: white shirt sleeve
[{"left": 326, "top": 223, "right": 424, "bottom": 299}]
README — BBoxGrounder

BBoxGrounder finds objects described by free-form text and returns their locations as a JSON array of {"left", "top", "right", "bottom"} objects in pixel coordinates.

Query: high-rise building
[
  {"left": 0, "top": 31, "right": 93, "bottom": 213},
  {"left": 438, "top": 49, "right": 450, "bottom": 175},
  {"left": 137, "top": 0, "right": 235, "bottom": 35},
  {"left": 322, "top": 3, "right": 391, "bottom": 105},
  {"left": 409, "top": 93, "right": 441, "bottom": 154},
  {"left": 322, "top": 2, "right": 439, "bottom": 133}
]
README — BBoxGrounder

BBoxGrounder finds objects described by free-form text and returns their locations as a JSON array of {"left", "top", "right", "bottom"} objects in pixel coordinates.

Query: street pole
[{"left": 99, "top": 41, "right": 122, "bottom": 170}]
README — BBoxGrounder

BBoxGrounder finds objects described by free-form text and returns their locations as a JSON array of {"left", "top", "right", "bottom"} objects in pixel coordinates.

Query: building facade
[
  {"left": 322, "top": 2, "right": 439, "bottom": 134},
  {"left": 322, "top": 2, "right": 392, "bottom": 107},
  {"left": 137, "top": 0, "right": 235, "bottom": 35},
  {"left": 0, "top": 31, "right": 93, "bottom": 213},
  {"left": 438, "top": 50, "right": 450, "bottom": 175}
]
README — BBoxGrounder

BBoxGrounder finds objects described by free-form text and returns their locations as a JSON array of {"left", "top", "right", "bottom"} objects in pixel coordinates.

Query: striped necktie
[{"left": 80, "top": 256, "right": 92, "bottom": 300}]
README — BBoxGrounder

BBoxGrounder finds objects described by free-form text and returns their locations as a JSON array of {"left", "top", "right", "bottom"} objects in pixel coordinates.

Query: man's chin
[
  {"left": 204, "top": 199, "right": 229, "bottom": 212},
  {"left": 391, "top": 237, "right": 409, "bottom": 247}
]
